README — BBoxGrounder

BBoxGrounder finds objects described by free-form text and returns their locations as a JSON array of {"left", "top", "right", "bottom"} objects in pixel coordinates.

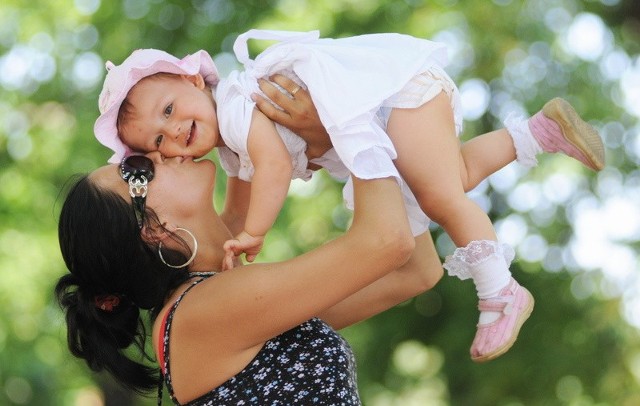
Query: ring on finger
[{"left": 290, "top": 85, "right": 301, "bottom": 96}]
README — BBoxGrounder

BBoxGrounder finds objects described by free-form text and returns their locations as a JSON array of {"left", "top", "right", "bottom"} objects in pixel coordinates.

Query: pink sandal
[
  {"left": 529, "top": 98, "right": 605, "bottom": 171},
  {"left": 470, "top": 278, "right": 534, "bottom": 362}
]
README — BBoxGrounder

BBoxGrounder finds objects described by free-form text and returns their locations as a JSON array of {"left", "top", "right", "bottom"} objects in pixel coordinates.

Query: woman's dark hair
[{"left": 55, "top": 174, "right": 192, "bottom": 393}]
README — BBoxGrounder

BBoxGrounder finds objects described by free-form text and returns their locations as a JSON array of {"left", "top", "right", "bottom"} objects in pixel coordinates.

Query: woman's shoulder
[{"left": 151, "top": 279, "right": 196, "bottom": 362}]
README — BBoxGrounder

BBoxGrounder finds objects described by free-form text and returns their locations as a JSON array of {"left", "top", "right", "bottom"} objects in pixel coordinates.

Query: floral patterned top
[{"left": 158, "top": 276, "right": 361, "bottom": 405}]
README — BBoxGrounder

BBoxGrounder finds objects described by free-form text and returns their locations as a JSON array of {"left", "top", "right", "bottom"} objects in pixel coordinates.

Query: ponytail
[{"left": 55, "top": 273, "right": 160, "bottom": 392}]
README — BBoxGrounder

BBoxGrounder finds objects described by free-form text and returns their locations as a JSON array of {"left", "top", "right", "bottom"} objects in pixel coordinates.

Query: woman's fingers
[
  {"left": 252, "top": 93, "right": 291, "bottom": 124},
  {"left": 269, "top": 74, "right": 306, "bottom": 98},
  {"left": 253, "top": 74, "right": 332, "bottom": 158}
]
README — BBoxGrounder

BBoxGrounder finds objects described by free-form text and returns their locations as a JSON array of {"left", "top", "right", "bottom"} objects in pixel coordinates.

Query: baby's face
[{"left": 120, "top": 74, "right": 220, "bottom": 159}]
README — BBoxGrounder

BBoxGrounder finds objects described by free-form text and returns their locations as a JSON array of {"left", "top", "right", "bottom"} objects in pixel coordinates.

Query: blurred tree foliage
[{"left": 0, "top": 0, "right": 639, "bottom": 405}]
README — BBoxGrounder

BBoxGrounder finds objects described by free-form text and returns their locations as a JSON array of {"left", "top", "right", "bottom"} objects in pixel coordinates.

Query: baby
[{"left": 94, "top": 30, "right": 604, "bottom": 363}]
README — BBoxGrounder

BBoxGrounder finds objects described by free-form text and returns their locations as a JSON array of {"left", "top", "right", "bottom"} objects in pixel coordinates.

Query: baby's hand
[
  {"left": 220, "top": 251, "right": 242, "bottom": 272},
  {"left": 223, "top": 231, "right": 265, "bottom": 265}
]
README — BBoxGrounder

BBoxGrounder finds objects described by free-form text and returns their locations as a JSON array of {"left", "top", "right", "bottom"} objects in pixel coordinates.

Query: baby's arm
[{"left": 223, "top": 109, "right": 293, "bottom": 267}]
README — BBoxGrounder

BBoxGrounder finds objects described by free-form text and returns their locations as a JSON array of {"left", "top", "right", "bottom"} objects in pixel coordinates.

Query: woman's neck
[{"left": 187, "top": 223, "right": 230, "bottom": 273}]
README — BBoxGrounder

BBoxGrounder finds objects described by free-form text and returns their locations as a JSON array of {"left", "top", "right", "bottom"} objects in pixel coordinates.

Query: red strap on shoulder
[{"left": 157, "top": 307, "right": 172, "bottom": 375}]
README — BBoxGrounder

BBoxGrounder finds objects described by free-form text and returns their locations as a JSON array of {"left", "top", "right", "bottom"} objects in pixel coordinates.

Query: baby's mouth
[{"left": 186, "top": 121, "right": 196, "bottom": 146}]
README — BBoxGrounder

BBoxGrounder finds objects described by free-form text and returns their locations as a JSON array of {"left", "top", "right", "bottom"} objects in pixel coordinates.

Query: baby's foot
[
  {"left": 470, "top": 278, "right": 534, "bottom": 362},
  {"left": 528, "top": 98, "right": 605, "bottom": 171}
]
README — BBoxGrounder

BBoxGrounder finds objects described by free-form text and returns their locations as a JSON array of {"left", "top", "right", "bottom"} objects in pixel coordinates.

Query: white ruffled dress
[{"left": 216, "top": 30, "right": 463, "bottom": 236}]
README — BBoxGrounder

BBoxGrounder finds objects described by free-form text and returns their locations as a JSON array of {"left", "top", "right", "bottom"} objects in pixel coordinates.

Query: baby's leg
[
  {"left": 459, "top": 129, "right": 515, "bottom": 191},
  {"left": 387, "top": 92, "right": 494, "bottom": 246},
  {"left": 459, "top": 98, "right": 605, "bottom": 192},
  {"left": 387, "top": 92, "right": 532, "bottom": 363},
  {"left": 387, "top": 93, "right": 602, "bottom": 362}
]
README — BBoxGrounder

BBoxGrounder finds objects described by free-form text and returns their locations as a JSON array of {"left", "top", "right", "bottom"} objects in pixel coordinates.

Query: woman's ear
[
  {"left": 183, "top": 73, "right": 205, "bottom": 89},
  {"left": 140, "top": 222, "right": 170, "bottom": 244}
]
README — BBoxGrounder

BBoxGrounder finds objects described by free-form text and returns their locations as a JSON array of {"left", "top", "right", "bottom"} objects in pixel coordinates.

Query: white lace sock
[
  {"left": 443, "top": 240, "right": 515, "bottom": 325},
  {"left": 504, "top": 113, "right": 543, "bottom": 168}
]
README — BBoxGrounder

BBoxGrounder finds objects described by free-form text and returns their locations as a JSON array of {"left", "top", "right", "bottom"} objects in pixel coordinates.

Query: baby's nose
[
  {"left": 163, "top": 121, "right": 181, "bottom": 139},
  {"left": 171, "top": 124, "right": 181, "bottom": 139}
]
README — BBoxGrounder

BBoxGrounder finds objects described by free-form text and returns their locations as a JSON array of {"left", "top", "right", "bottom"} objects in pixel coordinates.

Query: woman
[{"left": 56, "top": 85, "right": 443, "bottom": 404}]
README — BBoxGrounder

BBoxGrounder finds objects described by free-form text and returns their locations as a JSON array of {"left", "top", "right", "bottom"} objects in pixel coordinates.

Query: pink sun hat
[{"left": 94, "top": 48, "right": 220, "bottom": 163}]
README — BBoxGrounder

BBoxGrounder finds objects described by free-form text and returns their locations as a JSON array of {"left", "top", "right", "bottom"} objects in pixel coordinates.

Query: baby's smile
[{"left": 186, "top": 121, "right": 196, "bottom": 146}]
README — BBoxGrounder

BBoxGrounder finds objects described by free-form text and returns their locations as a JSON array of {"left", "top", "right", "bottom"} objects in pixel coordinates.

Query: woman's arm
[
  {"left": 188, "top": 175, "right": 414, "bottom": 347},
  {"left": 318, "top": 232, "right": 443, "bottom": 330}
]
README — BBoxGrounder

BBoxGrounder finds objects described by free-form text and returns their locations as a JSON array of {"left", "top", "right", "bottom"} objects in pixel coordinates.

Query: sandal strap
[{"left": 478, "top": 296, "right": 514, "bottom": 314}]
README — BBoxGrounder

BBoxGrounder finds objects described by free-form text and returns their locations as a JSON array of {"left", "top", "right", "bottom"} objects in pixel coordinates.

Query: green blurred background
[{"left": 1, "top": 0, "right": 639, "bottom": 405}]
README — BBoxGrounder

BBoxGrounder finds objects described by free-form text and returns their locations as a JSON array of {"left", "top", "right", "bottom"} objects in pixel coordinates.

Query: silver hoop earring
[{"left": 158, "top": 227, "right": 198, "bottom": 269}]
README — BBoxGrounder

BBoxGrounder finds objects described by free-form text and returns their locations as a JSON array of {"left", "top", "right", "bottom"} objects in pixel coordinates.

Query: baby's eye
[
  {"left": 164, "top": 104, "right": 173, "bottom": 117},
  {"left": 155, "top": 135, "right": 164, "bottom": 148}
]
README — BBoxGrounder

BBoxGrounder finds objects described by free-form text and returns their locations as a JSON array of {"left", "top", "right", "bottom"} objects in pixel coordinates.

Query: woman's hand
[{"left": 252, "top": 74, "right": 333, "bottom": 160}]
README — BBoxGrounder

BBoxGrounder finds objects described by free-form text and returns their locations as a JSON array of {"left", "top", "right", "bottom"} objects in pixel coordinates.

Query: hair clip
[{"left": 94, "top": 294, "right": 121, "bottom": 312}]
